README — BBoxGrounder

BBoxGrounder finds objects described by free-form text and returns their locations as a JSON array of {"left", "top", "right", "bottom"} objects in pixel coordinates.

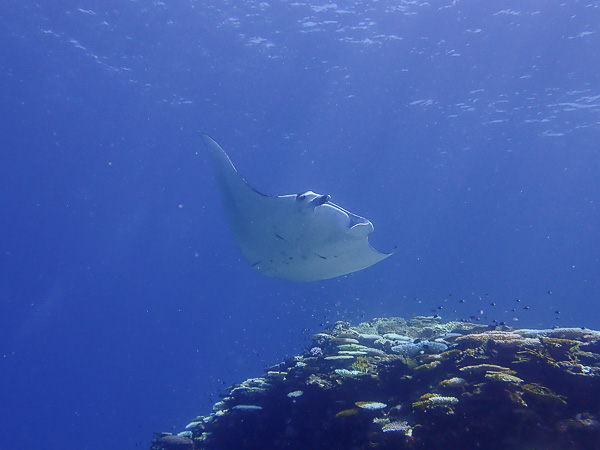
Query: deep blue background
[{"left": 1, "top": 1, "right": 599, "bottom": 448}]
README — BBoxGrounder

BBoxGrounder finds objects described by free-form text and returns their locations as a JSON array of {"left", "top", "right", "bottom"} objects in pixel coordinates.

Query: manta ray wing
[{"left": 202, "top": 133, "right": 395, "bottom": 282}]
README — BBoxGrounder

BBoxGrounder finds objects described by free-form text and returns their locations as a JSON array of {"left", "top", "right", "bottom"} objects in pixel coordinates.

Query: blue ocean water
[{"left": 1, "top": 1, "right": 599, "bottom": 448}]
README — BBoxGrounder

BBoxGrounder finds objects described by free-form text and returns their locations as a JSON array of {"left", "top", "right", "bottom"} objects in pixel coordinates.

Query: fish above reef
[{"left": 202, "top": 133, "right": 395, "bottom": 282}]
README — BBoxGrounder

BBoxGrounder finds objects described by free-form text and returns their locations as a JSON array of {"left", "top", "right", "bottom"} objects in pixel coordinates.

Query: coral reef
[{"left": 152, "top": 316, "right": 600, "bottom": 450}]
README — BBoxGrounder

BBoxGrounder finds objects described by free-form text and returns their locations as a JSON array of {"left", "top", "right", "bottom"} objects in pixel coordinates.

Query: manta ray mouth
[{"left": 311, "top": 194, "right": 330, "bottom": 207}]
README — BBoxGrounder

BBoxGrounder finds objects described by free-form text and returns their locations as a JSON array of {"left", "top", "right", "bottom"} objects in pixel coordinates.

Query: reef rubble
[{"left": 151, "top": 316, "right": 600, "bottom": 449}]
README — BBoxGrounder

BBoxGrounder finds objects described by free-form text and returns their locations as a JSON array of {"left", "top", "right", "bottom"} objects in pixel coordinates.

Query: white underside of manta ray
[{"left": 202, "top": 133, "right": 395, "bottom": 282}]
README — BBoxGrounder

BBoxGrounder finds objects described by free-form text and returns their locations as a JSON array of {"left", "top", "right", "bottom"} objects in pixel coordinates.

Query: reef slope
[{"left": 152, "top": 316, "right": 600, "bottom": 450}]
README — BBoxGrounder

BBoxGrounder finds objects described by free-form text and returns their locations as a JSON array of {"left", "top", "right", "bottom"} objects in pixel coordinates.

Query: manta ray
[{"left": 202, "top": 133, "right": 395, "bottom": 282}]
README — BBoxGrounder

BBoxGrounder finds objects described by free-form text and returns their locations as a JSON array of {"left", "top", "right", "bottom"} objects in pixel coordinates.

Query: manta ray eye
[{"left": 296, "top": 193, "right": 307, "bottom": 202}]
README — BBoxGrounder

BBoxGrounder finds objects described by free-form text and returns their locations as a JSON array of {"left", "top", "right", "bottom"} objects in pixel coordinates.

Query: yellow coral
[
  {"left": 440, "top": 377, "right": 466, "bottom": 387},
  {"left": 513, "top": 340, "right": 581, "bottom": 372},
  {"left": 335, "top": 408, "right": 359, "bottom": 417},
  {"left": 459, "top": 364, "right": 516, "bottom": 375},
  {"left": 540, "top": 337, "right": 581, "bottom": 360},
  {"left": 414, "top": 361, "right": 441, "bottom": 372},
  {"left": 351, "top": 356, "right": 370, "bottom": 372},
  {"left": 485, "top": 371, "right": 524, "bottom": 385},
  {"left": 412, "top": 393, "right": 458, "bottom": 411},
  {"left": 456, "top": 331, "right": 520, "bottom": 343},
  {"left": 522, "top": 383, "right": 567, "bottom": 406},
  {"left": 438, "top": 349, "right": 461, "bottom": 359}
]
